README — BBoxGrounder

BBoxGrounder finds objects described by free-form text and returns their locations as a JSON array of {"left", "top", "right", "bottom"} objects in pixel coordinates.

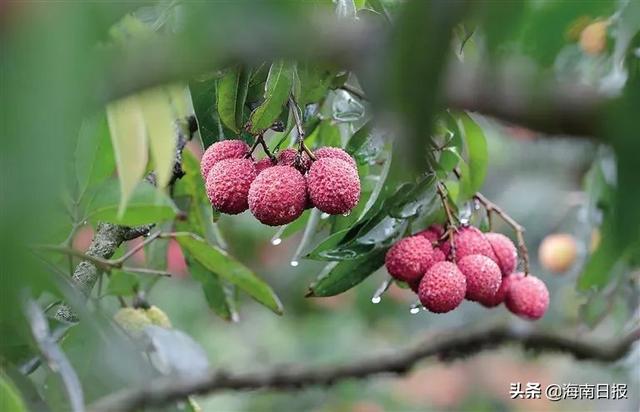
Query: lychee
[
  {"left": 417, "top": 224, "right": 444, "bottom": 243},
  {"left": 307, "top": 157, "right": 360, "bottom": 215},
  {"left": 255, "top": 157, "right": 275, "bottom": 174},
  {"left": 385, "top": 236, "right": 434, "bottom": 284},
  {"left": 480, "top": 272, "right": 523, "bottom": 308},
  {"left": 505, "top": 275, "right": 549, "bottom": 320},
  {"left": 441, "top": 226, "right": 497, "bottom": 263},
  {"left": 200, "top": 139, "right": 249, "bottom": 179},
  {"left": 114, "top": 308, "right": 151, "bottom": 338},
  {"left": 538, "top": 233, "right": 577, "bottom": 274},
  {"left": 418, "top": 261, "right": 466, "bottom": 313},
  {"left": 457, "top": 254, "right": 502, "bottom": 304},
  {"left": 314, "top": 147, "right": 357, "bottom": 170},
  {"left": 206, "top": 158, "right": 257, "bottom": 214},
  {"left": 485, "top": 232, "right": 518, "bottom": 275},
  {"left": 277, "top": 148, "right": 312, "bottom": 172},
  {"left": 145, "top": 305, "right": 172, "bottom": 328},
  {"left": 248, "top": 165, "right": 307, "bottom": 226}
]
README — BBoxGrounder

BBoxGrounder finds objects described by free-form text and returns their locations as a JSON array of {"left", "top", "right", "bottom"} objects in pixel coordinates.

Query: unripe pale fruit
[
  {"left": 580, "top": 20, "right": 608, "bottom": 55},
  {"left": 418, "top": 261, "right": 466, "bottom": 313},
  {"left": 307, "top": 157, "right": 360, "bottom": 215},
  {"left": 145, "top": 305, "right": 172, "bottom": 328},
  {"left": 457, "top": 254, "right": 502, "bottom": 304},
  {"left": 485, "top": 232, "right": 518, "bottom": 275},
  {"left": 206, "top": 158, "right": 257, "bottom": 215},
  {"left": 114, "top": 308, "right": 152, "bottom": 338},
  {"left": 505, "top": 275, "right": 549, "bottom": 320},
  {"left": 480, "top": 272, "right": 523, "bottom": 308},
  {"left": 248, "top": 165, "right": 307, "bottom": 226},
  {"left": 255, "top": 157, "right": 275, "bottom": 174},
  {"left": 538, "top": 233, "right": 578, "bottom": 274},
  {"left": 385, "top": 236, "right": 434, "bottom": 283},
  {"left": 200, "top": 140, "right": 249, "bottom": 179},
  {"left": 314, "top": 147, "right": 357, "bottom": 170},
  {"left": 441, "top": 226, "right": 497, "bottom": 263},
  {"left": 277, "top": 148, "right": 312, "bottom": 172}
]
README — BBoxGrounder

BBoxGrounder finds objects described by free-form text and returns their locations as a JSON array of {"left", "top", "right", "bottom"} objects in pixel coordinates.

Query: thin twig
[
  {"left": 436, "top": 182, "right": 457, "bottom": 261},
  {"left": 89, "top": 324, "right": 640, "bottom": 412},
  {"left": 33, "top": 245, "right": 113, "bottom": 271},
  {"left": 474, "top": 192, "right": 530, "bottom": 276},
  {"left": 112, "top": 231, "right": 162, "bottom": 267},
  {"left": 288, "top": 95, "right": 316, "bottom": 161},
  {"left": 121, "top": 267, "right": 173, "bottom": 277}
]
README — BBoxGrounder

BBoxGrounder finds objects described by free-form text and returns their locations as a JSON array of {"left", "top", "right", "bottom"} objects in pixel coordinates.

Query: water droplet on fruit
[
  {"left": 271, "top": 238, "right": 282, "bottom": 246},
  {"left": 290, "top": 260, "right": 299, "bottom": 267},
  {"left": 342, "top": 211, "right": 351, "bottom": 217},
  {"left": 371, "top": 296, "right": 381, "bottom": 304}
]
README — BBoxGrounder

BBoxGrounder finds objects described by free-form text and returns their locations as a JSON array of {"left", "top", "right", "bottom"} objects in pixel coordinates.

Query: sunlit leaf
[
  {"left": 216, "top": 66, "right": 251, "bottom": 133},
  {"left": 87, "top": 180, "right": 177, "bottom": 226},
  {"left": 247, "top": 61, "right": 294, "bottom": 133},
  {"left": 176, "top": 233, "right": 283, "bottom": 315},
  {"left": 138, "top": 86, "right": 176, "bottom": 188},
  {"left": 106, "top": 95, "right": 149, "bottom": 217}
]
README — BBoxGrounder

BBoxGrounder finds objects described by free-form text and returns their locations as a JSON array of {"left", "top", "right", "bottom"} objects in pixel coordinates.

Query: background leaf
[
  {"left": 216, "top": 66, "right": 251, "bottom": 133},
  {"left": 247, "top": 61, "right": 294, "bottom": 133},
  {"left": 74, "top": 112, "right": 115, "bottom": 200}
]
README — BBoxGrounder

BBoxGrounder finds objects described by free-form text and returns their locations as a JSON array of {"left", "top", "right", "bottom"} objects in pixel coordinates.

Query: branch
[
  {"left": 90, "top": 324, "right": 640, "bottom": 412},
  {"left": 288, "top": 95, "right": 316, "bottom": 161},
  {"left": 436, "top": 182, "right": 457, "bottom": 260}
]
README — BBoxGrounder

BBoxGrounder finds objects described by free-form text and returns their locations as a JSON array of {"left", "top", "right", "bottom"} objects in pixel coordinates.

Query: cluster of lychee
[
  {"left": 200, "top": 140, "right": 361, "bottom": 226},
  {"left": 385, "top": 225, "right": 550, "bottom": 320}
]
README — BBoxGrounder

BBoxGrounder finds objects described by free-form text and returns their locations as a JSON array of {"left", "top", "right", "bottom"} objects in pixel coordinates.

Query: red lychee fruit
[
  {"left": 277, "top": 148, "right": 312, "bottom": 172},
  {"left": 418, "top": 261, "right": 466, "bottom": 313},
  {"left": 307, "top": 158, "right": 360, "bottom": 215},
  {"left": 417, "top": 224, "right": 444, "bottom": 243},
  {"left": 505, "top": 275, "right": 549, "bottom": 320},
  {"left": 485, "top": 232, "right": 518, "bottom": 275},
  {"left": 441, "top": 226, "right": 497, "bottom": 263},
  {"left": 200, "top": 139, "right": 249, "bottom": 179},
  {"left": 385, "top": 236, "right": 434, "bottom": 284},
  {"left": 314, "top": 147, "right": 357, "bottom": 170},
  {"left": 255, "top": 157, "right": 275, "bottom": 174},
  {"left": 248, "top": 165, "right": 307, "bottom": 226},
  {"left": 206, "top": 158, "right": 256, "bottom": 214},
  {"left": 457, "top": 254, "right": 502, "bottom": 304},
  {"left": 480, "top": 272, "right": 523, "bottom": 308}
]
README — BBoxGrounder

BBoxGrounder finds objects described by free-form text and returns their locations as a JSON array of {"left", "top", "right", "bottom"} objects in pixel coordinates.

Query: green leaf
[
  {"left": 188, "top": 258, "right": 233, "bottom": 321},
  {"left": 106, "top": 95, "right": 149, "bottom": 217},
  {"left": 308, "top": 248, "right": 387, "bottom": 297},
  {"left": 296, "top": 62, "right": 337, "bottom": 105},
  {"left": 87, "top": 180, "right": 177, "bottom": 226},
  {"left": 106, "top": 270, "right": 139, "bottom": 296},
  {"left": 75, "top": 111, "right": 115, "bottom": 200},
  {"left": 138, "top": 86, "right": 177, "bottom": 188},
  {"left": 0, "top": 373, "right": 27, "bottom": 412},
  {"left": 176, "top": 233, "right": 283, "bottom": 315},
  {"left": 190, "top": 76, "right": 220, "bottom": 147},
  {"left": 438, "top": 147, "right": 461, "bottom": 174},
  {"left": 216, "top": 66, "right": 251, "bottom": 133},
  {"left": 247, "top": 61, "right": 294, "bottom": 133},
  {"left": 458, "top": 113, "right": 488, "bottom": 201}
]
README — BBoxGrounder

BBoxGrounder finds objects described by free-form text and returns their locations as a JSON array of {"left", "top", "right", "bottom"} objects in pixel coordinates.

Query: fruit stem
[
  {"left": 436, "top": 182, "right": 457, "bottom": 261},
  {"left": 246, "top": 133, "right": 275, "bottom": 162},
  {"left": 473, "top": 192, "right": 530, "bottom": 276},
  {"left": 288, "top": 94, "right": 317, "bottom": 161}
]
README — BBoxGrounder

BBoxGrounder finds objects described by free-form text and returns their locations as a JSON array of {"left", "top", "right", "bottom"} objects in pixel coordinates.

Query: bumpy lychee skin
[
  {"left": 206, "top": 158, "right": 257, "bottom": 215},
  {"left": 277, "top": 148, "right": 312, "bottom": 172},
  {"left": 417, "top": 224, "right": 443, "bottom": 243},
  {"left": 200, "top": 140, "right": 249, "bottom": 179},
  {"left": 248, "top": 166, "right": 307, "bottom": 226},
  {"left": 480, "top": 272, "right": 523, "bottom": 308},
  {"left": 441, "top": 226, "right": 497, "bottom": 263},
  {"left": 255, "top": 157, "right": 275, "bottom": 174},
  {"left": 505, "top": 275, "right": 549, "bottom": 320},
  {"left": 385, "top": 236, "right": 434, "bottom": 283},
  {"left": 314, "top": 147, "right": 357, "bottom": 170},
  {"left": 485, "top": 232, "right": 518, "bottom": 275},
  {"left": 307, "top": 157, "right": 360, "bottom": 215},
  {"left": 418, "top": 261, "right": 466, "bottom": 313},
  {"left": 457, "top": 254, "right": 502, "bottom": 304}
]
